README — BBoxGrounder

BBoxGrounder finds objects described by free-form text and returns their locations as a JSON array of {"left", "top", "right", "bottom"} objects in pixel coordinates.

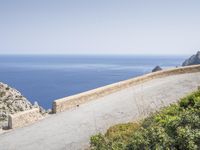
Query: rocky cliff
[
  {"left": 182, "top": 51, "right": 200, "bottom": 66},
  {"left": 0, "top": 82, "right": 38, "bottom": 129}
]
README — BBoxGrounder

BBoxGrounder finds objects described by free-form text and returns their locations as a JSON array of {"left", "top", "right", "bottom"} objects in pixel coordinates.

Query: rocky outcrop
[
  {"left": 0, "top": 82, "right": 44, "bottom": 129},
  {"left": 182, "top": 51, "right": 200, "bottom": 66},
  {"left": 152, "top": 66, "right": 162, "bottom": 72}
]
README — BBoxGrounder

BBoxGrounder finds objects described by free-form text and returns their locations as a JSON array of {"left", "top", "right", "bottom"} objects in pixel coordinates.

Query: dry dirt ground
[{"left": 0, "top": 72, "right": 200, "bottom": 150}]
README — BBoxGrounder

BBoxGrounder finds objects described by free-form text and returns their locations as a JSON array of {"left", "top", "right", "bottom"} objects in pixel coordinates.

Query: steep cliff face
[
  {"left": 0, "top": 82, "right": 34, "bottom": 129},
  {"left": 182, "top": 51, "right": 200, "bottom": 66}
]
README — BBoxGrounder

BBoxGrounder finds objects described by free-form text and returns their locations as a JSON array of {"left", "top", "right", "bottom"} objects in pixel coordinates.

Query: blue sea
[{"left": 0, "top": 55, "right": 187, "bottom": 109}]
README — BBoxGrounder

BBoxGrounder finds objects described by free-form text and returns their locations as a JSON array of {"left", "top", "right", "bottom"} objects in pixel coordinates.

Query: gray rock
[
  {"left": 34, "top": 101, "right": 39, "bottom": 107},
  {"left": 182, "top": 51, "right": 200, "bottom": 66},
  {"left": 33, "top": 101, "right": 46, "bottom": 115},
  {"left": 152, "top": 66, "right": 162, "bottom": 72},
  {"left": 46, "top": 109, "right": 52, "bottom": 114},
  {"left": 39, "top": 106, "right": 46, "bottom": 114}
]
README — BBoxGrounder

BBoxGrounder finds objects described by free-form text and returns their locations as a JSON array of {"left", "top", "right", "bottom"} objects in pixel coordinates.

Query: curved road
[{"left": 1, "top": 72, "right": 200, "bottom": 150}]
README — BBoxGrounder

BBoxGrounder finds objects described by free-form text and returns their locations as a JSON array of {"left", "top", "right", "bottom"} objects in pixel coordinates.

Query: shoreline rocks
[{"left": 152, "top": 66, "right": 162, "bottom": 72}]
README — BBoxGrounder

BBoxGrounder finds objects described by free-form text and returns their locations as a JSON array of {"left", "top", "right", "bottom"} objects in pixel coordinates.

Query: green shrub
[
  {"left": 90, "top": 134, "right": 108, "bottom": 150},
  {"left": 90, "top": 90, "right": 200, "bottom": 150},
  {"left": 179, "top": 91, "right": 200, "bottom": 109},
  {"left": 105, "top": 123, "right": 140, "bottom": 141},
  {"left": 90, "top": 123, "right": 140, "bottom": 150}
]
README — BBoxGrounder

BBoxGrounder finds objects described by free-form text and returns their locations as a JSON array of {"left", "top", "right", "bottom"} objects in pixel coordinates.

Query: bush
[
  {"left": 90, "top": 134, "right": 108, "bottom": 150},
  {"left": 179, "top": 91, "right": 200, "bottom": 109},
  {"left": 90, "top": 123, "right": 140, "bottom": 150},
  {"left": 90, "top": 90, "right": 200, "bottom": 150}
]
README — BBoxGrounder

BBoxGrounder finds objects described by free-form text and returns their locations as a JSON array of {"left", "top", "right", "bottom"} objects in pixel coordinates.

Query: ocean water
[{"left": 0, "top": 55, "right": 187, "bottom": 109}]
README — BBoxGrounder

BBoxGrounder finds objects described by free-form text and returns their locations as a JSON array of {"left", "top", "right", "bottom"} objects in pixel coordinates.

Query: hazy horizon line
[{"left": 0, "top": 52, "right": 193, "bottom": 57}]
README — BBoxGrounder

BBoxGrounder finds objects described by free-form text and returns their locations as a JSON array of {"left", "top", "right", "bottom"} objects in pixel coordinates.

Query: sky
[{"left": 0, "top": 0, "right": 200, "bottom": 55}]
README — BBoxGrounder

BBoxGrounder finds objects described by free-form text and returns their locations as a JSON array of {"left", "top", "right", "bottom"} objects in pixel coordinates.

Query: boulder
[
  {"left": 152, "top": 66, "right": 162, "bottom": 72},
  {"left": 182, "top": 51, "right": 200, "bottom": 66}
]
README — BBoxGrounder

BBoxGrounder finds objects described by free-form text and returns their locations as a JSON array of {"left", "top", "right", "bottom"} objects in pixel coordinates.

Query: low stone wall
[
  {"left": 8, "top": 108, "right": 42, "bottom": 129},
  {"left": 52, "top": 65, "right": 200, "bottom": 113}
]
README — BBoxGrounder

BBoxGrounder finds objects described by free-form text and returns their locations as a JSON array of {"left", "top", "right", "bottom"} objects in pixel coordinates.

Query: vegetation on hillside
[{"left": 90, "top": 90, "right": 200, "bottom": 150}]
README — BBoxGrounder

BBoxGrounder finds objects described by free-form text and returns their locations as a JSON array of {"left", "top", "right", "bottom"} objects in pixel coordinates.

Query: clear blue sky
[{"left": 0, "top": 0, "right": 199, "bottom": 55}]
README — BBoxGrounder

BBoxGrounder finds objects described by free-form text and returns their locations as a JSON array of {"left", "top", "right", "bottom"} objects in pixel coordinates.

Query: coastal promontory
[{"left": 182, "top": 51, "right": 200, "bottom": 66}]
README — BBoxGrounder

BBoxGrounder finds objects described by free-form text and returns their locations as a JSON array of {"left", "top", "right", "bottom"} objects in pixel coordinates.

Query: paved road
[{"left": 1, "top": 72, "right": 200, "bottom": 150}]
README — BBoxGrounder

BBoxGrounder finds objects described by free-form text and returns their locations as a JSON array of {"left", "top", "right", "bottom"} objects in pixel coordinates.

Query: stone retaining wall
[
  {"left": 8, "top": 108, "right": 42, "bottom": 129},
  {"left": 52, "top": 65, "right": 200, "bottom": 113}
]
